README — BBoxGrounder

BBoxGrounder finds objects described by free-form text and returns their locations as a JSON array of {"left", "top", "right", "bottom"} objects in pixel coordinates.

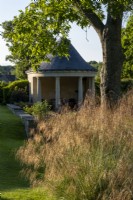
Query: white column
[
  {"left": 89, "top": 77, "right": 92, "bottom": 91},
  {"left": 36, "top": 77, "right": 42, "bottom": 102},
  {"left": 29, "top": 82, "right": 31, "bottom": 102},
  {"left": 78, "top": 77, "right": 83, "bottom": 105},
  {"left": 92, "top": 77, "right": 95, "bottom": 96},
  {"left": 55, "top": 77, "right": 61, "bottom": 109},
  {"left": 28, "top": 77, "right": 34, "bottom": 102}
]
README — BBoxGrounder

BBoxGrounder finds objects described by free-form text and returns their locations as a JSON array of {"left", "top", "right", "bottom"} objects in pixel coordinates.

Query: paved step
[{"left": 7, "top": 104, "right": 35, "bottom": 138}]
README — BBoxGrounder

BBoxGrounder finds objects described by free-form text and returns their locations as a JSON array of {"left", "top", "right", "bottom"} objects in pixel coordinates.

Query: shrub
[
  {"left": 3, "top": 80, "right": 29, "bottom": 103},
  {"left": 17, "top": 91, "right": 133, "bottom": 200},
  {"left": 95, "top": 80, "right": 100, "bottom": 96},
  {"left": 0, "top": 81, "right": 7, "bottom": 104},
  {"left": 121, "top": 78, "right": 133, "bottom": 93},
  {"left": 10, "top": 88, "right": 29, "bottom": 103},
  {"left": 24, "top": 100, "right": 51, "bottom": 120},
  {"left": 95, "top": 78, "right": 133, "bottom": 98}
]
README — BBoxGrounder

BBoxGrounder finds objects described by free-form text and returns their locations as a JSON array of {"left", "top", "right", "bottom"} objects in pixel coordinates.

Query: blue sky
[{"left": 0, "top": 0, "right": 102, "bottom": 66}]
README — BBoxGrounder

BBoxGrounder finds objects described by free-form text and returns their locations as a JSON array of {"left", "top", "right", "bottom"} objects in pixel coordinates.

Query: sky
[{"left": 0, "top": 0, "right": 102, "bottom": 66}]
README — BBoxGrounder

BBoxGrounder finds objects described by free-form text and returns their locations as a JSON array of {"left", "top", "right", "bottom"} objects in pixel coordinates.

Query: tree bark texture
[
  {"left": 75, "top": 2, "right": 124, "bottom": 107},
  {"left": 99, "top": 14, "right": 124, "bottom": 107}
]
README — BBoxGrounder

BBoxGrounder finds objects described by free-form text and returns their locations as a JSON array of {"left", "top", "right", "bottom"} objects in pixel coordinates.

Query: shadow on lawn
[
  {"left": 0, "top": 197, "right": 8, "bottom": 200},
  {"left": 0, "top": 147, "right": 29, "bottom": 192}
]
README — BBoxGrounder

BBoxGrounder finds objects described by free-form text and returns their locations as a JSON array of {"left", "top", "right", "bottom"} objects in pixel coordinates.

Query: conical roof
[{"left": 39, "top": 43, "right": 96, "bottom": 72}]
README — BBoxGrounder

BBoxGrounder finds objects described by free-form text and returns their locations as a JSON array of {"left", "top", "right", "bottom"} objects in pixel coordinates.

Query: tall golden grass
[{"left": 17, "top": 90, "right": 133, "bottom": 200}]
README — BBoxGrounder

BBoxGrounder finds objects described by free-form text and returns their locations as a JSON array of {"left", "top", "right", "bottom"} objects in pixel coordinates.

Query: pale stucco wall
[
  {"left": 33, "top": 77, "right": 37, "bottom": 102},
  {"left": 40, "top": 77, "right": 79, "bottom": 101},
  {"left": 60, "top": 77, "right": 78, "bottom": 100},
  {"left": 83, "top": 77, "right": 91, "bottom": 98},
  {"left": 41, "top": 77, "right": 55, "bottom": 100},
  {"left": 32, "top": 76, "right": 92, "bottom": 104}
]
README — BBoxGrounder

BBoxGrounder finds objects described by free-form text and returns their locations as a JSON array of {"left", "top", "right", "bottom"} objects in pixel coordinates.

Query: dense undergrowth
[{"left": 17, "top": 90, "right": 133, "bottom": 200}]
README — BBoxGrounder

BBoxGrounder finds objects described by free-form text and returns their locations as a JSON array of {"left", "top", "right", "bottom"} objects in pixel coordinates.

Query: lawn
[{"left": 0, "top": 106, "right": 55, "bottom": 200}]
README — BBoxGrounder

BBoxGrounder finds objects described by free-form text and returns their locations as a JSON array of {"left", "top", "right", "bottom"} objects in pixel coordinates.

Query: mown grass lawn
[
  {"left": 0, "top": 106, "right": 55, "bottom": 200},
  {"left": 1, "top": 188, "right": 55, "bottom": 200}
]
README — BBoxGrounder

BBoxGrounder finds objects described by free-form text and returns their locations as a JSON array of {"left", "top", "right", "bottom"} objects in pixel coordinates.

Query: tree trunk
[
  {"left": 74, "top": 2, "right": 124, "bottom": 107},
  {"left": 100, "top": 15, "right": 124, "bottom": 108}
]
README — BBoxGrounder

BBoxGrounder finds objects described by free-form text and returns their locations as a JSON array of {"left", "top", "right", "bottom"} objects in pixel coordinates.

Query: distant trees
[
  {"left": 0, "top": 65, "right": 14, "bottom": 75},
  {"left": 122, "top": 15, "right": 133, "bottom": 79},
  {"left": 88, "top": 61, "right": 102, "bottom": 70},
  {"left": 88, "top": 61, "right": 102, "bottom": 82}
]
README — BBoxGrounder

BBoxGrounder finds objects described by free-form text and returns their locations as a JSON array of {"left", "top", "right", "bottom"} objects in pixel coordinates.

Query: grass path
[
  {"left": 0, "top": 105, "right": 29, "bottom": 191},
  {"left": 0, "top": 106, "right": 55, "bottom": 200}
]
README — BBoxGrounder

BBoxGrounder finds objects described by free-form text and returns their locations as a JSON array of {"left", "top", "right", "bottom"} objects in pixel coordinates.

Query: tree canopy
[
  {"left": 2, "top": 0, "right": 133, "bottom": 69},
  {"left": 122, "top": 14, "right": 133, "bottom": 79}
]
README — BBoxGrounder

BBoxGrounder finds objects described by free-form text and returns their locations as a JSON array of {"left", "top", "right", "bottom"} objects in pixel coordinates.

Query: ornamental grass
[{"left": 17, "top": 90, "right": 133, "bottom": 200}]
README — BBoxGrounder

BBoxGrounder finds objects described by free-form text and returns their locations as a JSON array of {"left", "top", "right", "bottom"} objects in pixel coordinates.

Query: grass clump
[{"left": 17, "top": 91, "right": 133, "bottom": 200}]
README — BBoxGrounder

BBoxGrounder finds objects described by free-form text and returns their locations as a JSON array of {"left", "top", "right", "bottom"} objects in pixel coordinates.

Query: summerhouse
[{"left": 26, "top": 43, "right": 97, "bottom": 109}]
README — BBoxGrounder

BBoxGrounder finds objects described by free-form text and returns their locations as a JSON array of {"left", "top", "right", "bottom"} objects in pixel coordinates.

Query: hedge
[
  {"left": 3, "top": 80, "right": 29, "bottom": 104},
  {"left": 121, "top": 78, "right": 133, "bottom": 93},
  {"left": 95, "top": 78, "right": 133, "bottom": 97},
  {"left": 0, "top": 81, "right": 8, "bottom": 103}
]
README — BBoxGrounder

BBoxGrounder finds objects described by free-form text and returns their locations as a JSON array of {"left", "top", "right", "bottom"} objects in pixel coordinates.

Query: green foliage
[
  {"left": 88, "top": 61, "right": 102, "bottom": 69},
  {"left": 95, "top": 78, "right": 133, "bottom": 96},
  {"left": 9, "top": 88, "right": 29, "bottom": 103},
  {"left": 121, "top": 78, "right": 133, "bottom": 92},
  {"left": 122, "top": 62, "right": 133, "bottom": 79},
  {"left": 88, "top": 61, "right": 101, "bottom": 97},
  {"left": 0, "top": 81, "right": 7, "bottom": 103},
  {"left": 1, "top": 0, "right": 133, "bottom": 70},
  {"left": 89, "top": 61, "right": 102, "bottom": 82},
  {"left": 3, "top": 80, "right": 29, "bottom": 103},
  {"left": 0, "top": 65, "right": 14, "bottom": 75},
  {"left": 95, "top": 80, "right": 100, "bottom": 96},
  {"left": 24, "top": 100, "right": 51, "bottom": 120},
  {"left": 1, "top": 20, "right": 31, "bottom": 77},
  {"left": 122, "top": 15, "right": 133, "bottom": 79},
  {"left": 89, "top": 61, "right": 101, "bottom": 97},
  {"left": 15, "top": 61, "right": 29, "bottom": 79},
  {"left": 5, "top": 79, "right": 28, "bottom": 89}
]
